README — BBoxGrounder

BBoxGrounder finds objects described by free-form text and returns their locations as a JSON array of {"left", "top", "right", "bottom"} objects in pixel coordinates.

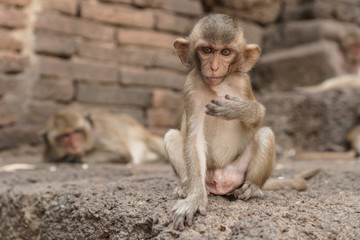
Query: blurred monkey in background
[{"left": 42, "top": 108, "right": 167, "bottom": 164}]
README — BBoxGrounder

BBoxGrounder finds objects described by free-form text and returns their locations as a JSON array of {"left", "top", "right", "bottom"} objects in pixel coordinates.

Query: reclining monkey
[
  {"left": 42, "top": 108, "right": 167, "bottom": 164},
  {"left": 164, "top": 14, "right": 320, "bottom": 230}
]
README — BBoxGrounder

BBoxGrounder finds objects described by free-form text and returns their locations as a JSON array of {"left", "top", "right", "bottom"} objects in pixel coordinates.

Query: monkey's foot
[
  {"left": 171, "top": 197, "right": 207, "bottom": 231},
  {"left": 233, "top": 181, "right": 264, "bottom": 201},
  {"left": 173, "top": 186, "right": 187, "bottom": 199}
]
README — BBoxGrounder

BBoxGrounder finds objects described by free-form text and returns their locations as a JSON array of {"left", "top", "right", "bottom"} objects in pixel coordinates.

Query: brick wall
[{"left": 0, "top": 0, "right": 359, "bottom": 152}]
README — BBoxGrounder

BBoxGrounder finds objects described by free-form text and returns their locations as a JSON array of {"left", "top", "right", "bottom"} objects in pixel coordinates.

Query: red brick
[
  {"left": 77, "top": 42, "right": 154, "bottom": 67},
  {"left": 26, "top": 101, "right": 64, "bottom": 125},
  {"left": 147, "top": 108, "right": 179, "bottom": 127},
  {"left": 42, "top": 0, "right": 78, "bottom": 16},
  {"left": 33, "top": 79, "right": 74, "bottom": 102},
  {"left": 117, "top": 28, "right": 178, "bottom": 49},
  {"left": 120, "top": 66, "right": 185, "bottom": 90},
  {"left": 35, "top": 32, "right": 76, "bottom": 57},
  {"left": 0, "top": 4, "right": 26, "bottom": 28},
  {"left": 151, "top": 89, "right": 183, "bottom": 109},
  {"left": 36, "top": 12, "right": 115, "bottom": 41},
  {"left": 0, "top": 51, "right": 27, "bottom": 73},
  {"left": 77, "top": 83, "right": 152, "bottom": 107},
  {"left": 82, "top": 2, "right": 155, "bottom": 28},
  {"left": 0, "top": 126, "right": 41, "bottom": 150},
  {"left": 39, "top": 56, "right": 118, "bottom": 83},
  {"left": 254, "top": 41, "right": 343, "bottom": 92},
  {"left": 148, "top": 126, "right": 170, "bottom": 137},
  {"left": 0, "top": 102, "right": 16, "bottom": 126},
  {"left": 155, "top": 11, "right": 194, "bottom": 34},
  {"left": 153, "top": 50, "right": 187, "bottom": 72},
  {"left": 0, "top": 31, "right": 22, "bottom": 51},
  {"left": 0, "top": 0, "right": 30, "bottom": 7}
]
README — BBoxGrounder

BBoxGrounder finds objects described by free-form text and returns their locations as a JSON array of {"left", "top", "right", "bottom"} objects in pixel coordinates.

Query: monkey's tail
[{"left": 262, "top": 168, "right": 323, "bottom": 191}]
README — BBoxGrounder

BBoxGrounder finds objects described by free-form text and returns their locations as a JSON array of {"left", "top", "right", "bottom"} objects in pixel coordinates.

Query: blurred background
[{"left": 0, "top": 0, "right": 359, "bottom": 155}]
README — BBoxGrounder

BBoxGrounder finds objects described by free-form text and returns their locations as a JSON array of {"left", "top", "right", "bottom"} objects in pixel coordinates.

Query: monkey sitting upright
[
  {"left": 164, "top": 14, "right": 321, "bottom": 231},
  {"left": 42, "top": 108, "right": 167, "bottom": 164}
]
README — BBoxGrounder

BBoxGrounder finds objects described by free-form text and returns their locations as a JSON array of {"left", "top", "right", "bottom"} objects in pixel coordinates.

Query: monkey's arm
[
  {"left": 171, "top": 104, "right": 207, "bottom": 230},
  {"left": 206, "top": 94, "right": 265, "bottom": 128},
  {"left": 84, "top": 149, "right": 132, "bottom": 163}
]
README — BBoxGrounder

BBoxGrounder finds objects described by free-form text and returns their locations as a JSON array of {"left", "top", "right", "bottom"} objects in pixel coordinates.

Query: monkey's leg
[
  {"left": 233, "top": 127, "right": 276, "bottom": 201},
  {"left": 164, "top": 129, "right": 188, "bottom": 198}
]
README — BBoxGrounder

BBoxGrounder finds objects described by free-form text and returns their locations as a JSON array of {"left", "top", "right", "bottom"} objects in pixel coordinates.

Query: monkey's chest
[{"left": 204, "top": 117, "right": 250, "bottom": 168}]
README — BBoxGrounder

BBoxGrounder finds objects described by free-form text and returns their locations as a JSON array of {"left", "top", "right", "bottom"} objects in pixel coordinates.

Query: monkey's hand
[
  {"left": 171, "top": 194, "right": 207, "bottom": 231},
  {"left": 205, "top": 95, "right": 253, "bottom": 120}
]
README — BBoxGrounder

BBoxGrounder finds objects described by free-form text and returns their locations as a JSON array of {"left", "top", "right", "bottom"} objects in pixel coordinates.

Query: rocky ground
[{"left": 0, "top": 147, "right": 359, "bottom": 240}]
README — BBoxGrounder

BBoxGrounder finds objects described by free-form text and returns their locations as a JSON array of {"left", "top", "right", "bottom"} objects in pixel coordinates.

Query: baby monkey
[{"left": 164, "top": 14, "right": 276, "bottom": 230}]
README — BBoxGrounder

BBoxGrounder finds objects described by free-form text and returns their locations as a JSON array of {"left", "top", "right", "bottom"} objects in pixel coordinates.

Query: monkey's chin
[{"left": 204, "top": 77, "right": 224, "bottom": 85}]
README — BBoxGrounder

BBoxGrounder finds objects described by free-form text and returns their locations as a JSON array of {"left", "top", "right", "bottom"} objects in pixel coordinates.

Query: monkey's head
[
  {"left": 174, "top": 14, "right": 261, "bottom": 86},
  {"left": 42, "top": 109, "right": 95, "bottom": 163}
]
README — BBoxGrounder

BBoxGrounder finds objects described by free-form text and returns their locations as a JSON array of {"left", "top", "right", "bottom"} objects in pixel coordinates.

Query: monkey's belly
[
  {"left": 205, "top": 120, "right": 251, "bottom": 168},
  {"left": 205, "top": 168, "right": 245, "bottom": 195}
]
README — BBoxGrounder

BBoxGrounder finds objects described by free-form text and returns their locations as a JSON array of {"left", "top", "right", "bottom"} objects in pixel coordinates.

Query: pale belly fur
[{"left": 203, "top": 115, "right": 252, "bottom": 169}]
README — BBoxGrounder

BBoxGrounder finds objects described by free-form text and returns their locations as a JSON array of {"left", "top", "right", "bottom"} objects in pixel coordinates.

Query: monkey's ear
[
  {"left": 40, "top": 131, "right": 50, "bottom": 146},
  {"left": 174, "top": 38, "right": 191, "bottom": 67},
  {"left": 84, "top": 113, "right": 94, "bottom": 128},
  {"left": 239, "top": 44, "right": 261, "bottom": 73}
]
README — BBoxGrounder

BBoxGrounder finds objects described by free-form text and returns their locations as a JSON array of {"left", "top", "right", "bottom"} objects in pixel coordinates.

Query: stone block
[
  {"left": 33, "top": 79, "right": 74, "bottom": 102},
  {"left": 214, "top": 0, "right": 282, "bottom": 24},
  {"left": 0, "top": 4, "right": 26, "bottom": 28},
  {"left": 155, "top": 11, "right": 194, "bottom": 34},
  {"left": 133, "top": 0, "right": 203, "bottom": 16},
  {"left": 0, "top": 101, "right": 16, "bottom": 126},
  {"left": 35, "top": 32, "right": 76, "bottom": 58},
  {"left": 36, "top": 12, "right": 115, "bottom": 41},
  {"left": 253, "top": 41, "right": 342, "bottom": 92},
  {"left": 283, "top": 0, "right": 360, "bottom": 25},
  {"left": 263, "top": 20, "right": 360, "bottom": 53},
  {"left": 77, "top": 83, "right": 152, "bottom": 107},
  {"left": 120, "top": 66, "right": 185, "bottom": 90},
  {"left": 147, "top": 108, "right": 179, "bottom": 127},
  {"left": 117, "top": 28, "right": 179, "bottom": 49},
  {"left": 0, "top": 0, "right": 30, "bottom": 7},
  {"left": 260, "top": 87, "right": 360, "bottom": 151},
  {"left": 81, "top": 2, "right": 155, "bottom": 28},
  {"left": 0, "top": 31, "right": 22, "bottom": 51},
  {"left": 77, "top": 42, "right": 154, "bottom": 67},
  {"left": 0, "top": 51, "right": 27, "bottom": 73},
  {"left": 38, "top": 56, "right": 118, "bottom": 83},
  {"left": 151, "top": 89, "right": 183, "bottom": 109},
  {"left": 42, "top": 0, "right": 78, "bottom": 15}
]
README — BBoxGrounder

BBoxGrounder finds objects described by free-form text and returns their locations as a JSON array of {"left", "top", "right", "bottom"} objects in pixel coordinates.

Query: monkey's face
[
  {"left": 54, "top": 128, "right": 86, "bottom": 162},
  {"left": 196, "top": 43, "right": 237, "bottom": 86}
]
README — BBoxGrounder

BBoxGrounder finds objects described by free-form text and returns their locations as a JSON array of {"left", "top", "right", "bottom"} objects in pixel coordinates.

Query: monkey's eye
[
  {"left": 201, "top": 47, "right": 213, "bottom": 54},
  {"left": 221, "top": 49, "right": 231, "bottom": 56}
]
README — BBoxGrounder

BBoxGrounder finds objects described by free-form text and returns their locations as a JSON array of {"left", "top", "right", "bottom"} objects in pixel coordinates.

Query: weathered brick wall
[{"left": 0, "top": 0, "right": 359, "bottom": 151}]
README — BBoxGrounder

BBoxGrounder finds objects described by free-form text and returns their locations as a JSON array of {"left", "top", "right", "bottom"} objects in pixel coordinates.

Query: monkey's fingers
[
  {"left": 225, "top": 94, "right": 240, "bottom": 102},
  {"left": 173, "top": 213, "right": 186, "bottom": 231},
  {"left": 210, "top": 99, "right": 224, "bottom": 106}
]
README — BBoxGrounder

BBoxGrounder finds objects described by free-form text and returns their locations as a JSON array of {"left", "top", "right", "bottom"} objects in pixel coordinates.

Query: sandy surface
[{"left": 0, "top": 148, "right": 359, "bottom": 239}]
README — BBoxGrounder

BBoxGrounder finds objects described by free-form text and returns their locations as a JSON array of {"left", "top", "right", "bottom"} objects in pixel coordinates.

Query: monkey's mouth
[
  {"left": 205, "top": 77, "right": 223, "bottom": 84},
  {"left": 58, "top": 154, "right": 83, "bottom": 163}
]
